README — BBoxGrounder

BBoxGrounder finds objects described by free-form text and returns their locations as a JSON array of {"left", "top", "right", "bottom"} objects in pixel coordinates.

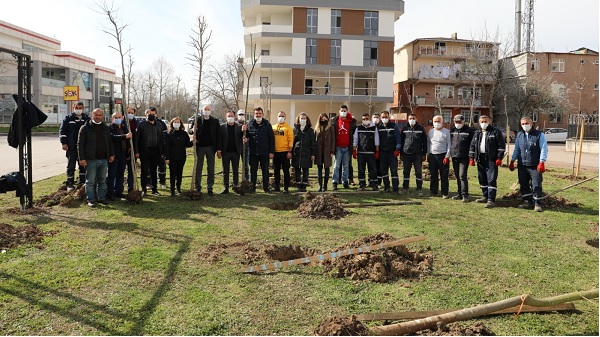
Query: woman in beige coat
[{"left": 314, "top": 112, "right": 336, "bottom": 191}]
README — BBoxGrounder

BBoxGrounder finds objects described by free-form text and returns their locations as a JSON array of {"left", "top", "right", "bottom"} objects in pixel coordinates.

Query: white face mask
[
  {"left": 299, "top": 119, "right": 307, "bottom": 126},
  {"left": 277, "top": 116, "right": 285, "bottom": 123},
  {"left": 74, "top": 109, "right": 83, "bottom": 115},
  {"left": 372, "top": 117, "right": 379, "bottom": 124},
  {"left": 340, "top": 110, "right": 347, "bottom": 118},
  {"left": 227, "top": 117, "right": 235, "bottom": 124},
  {"left": 237, "top": 115, "right": 245, "bottom": 122},
  {"left": 433, "top": 122, "right": 442, "bottom": 129},
  {"left": 408, "top": 119, "right": 416, "bottom": 126},
  {"left": 381, "top": 118, "right": 389, "bottom": 124},
  {"left": 92, "top": 120, "right": 102, "bottom": 125},
  {"left": 172, "top": 122, "right": 181, "bottom": 129},
  {"left": 522, "top": 124, "right": 532, "bottom": 132},
  {"left": 455, "top": 123, "right": 464, "bottom": 129},
  {"left": 362, "top": 120, "right": 370, "bottom": 126},
  {"left": 255, "top": 117, "right": 263, "bottom": 123},
  {"left": 203, "top": 110, "right": 211, "bottom": 117},
  {"left": 127, "top": 113, "right": 135, "bottom": 120},
  {"left": 480, "top": 122, "right": 489, "bottom": 130}
]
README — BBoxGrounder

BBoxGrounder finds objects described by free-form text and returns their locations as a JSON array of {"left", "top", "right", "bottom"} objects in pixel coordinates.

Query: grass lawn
[{"left": 0, "top": 155, "right": 598, "bottom": 335}]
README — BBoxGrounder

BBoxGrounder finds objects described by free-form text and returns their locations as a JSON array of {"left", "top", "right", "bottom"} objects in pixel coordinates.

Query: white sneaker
[
  {"left": 534, "top": 205, "right": 542, "bottom": 212},
  {"left": 66, "top": 186, "right": 74, "bottom": 192}
]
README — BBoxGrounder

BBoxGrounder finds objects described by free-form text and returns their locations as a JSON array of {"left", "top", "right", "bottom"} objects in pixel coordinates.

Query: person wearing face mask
[
  {"left": 135, "top": 107, "right": 165, "bottom": 196},
  {"left": 509, "top": 116, "right": 548, "bottom": 212},
  {"left": 377, "top": 111, "right": 402, "bottom": 194},
  {"left": 272, "top": 111, "right": 294, "bottom": 193},
  {"left": 77, "top": 109, "right": 115, "bottom": 207},
  {"left": 353, "top": 113, "right": 380, "bottom": 191},
  {"left": 165, "top": 117, "right": 193, "bottom": 196},
  {"left": 107, "top": 112, "right": 132, "bottom": 200},
  {"left": 189, "top": 104, "right": 222, "bottom": 196},
  {"left": 218, "top": 111, "right": 243, "bottom": 194},
  {"left": 59, "top": 101, "right": 90, "bottom": 192},
  {"left": 236, "top": 109, "right": 250, "bottom": 181},
  {"left": 371, "top": 113, "right": 383, "bottom": 187},
  {"left": 400, "top": 113, "right": 428, "bottom": 196},
  {"left": 331, "top": 104, "right": 357, "bottom": 191},
  {"left": 449, "top": 114, "right": 474, "bottom": 202},
  {"left": 427, "top": 115, "right": 451, "bottom": 198},
  {"left": 124, "top": 107, "right": 139, "bottom": 193},
  {"left": 314, "top": 113, "right": 335, "bottom": 192},
  {"left": 292, "top": 113, "right": 316, "bottom": 192},
  {"left": 468, "top": 115, "right": 506, "bottom": 208},
  {"left": 244, "top": 107, "right": 275, "bottom": 193}
]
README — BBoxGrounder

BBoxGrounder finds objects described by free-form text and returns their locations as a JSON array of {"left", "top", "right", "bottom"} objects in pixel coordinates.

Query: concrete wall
[{"left": 566, "top": 139, "right": 599, "bottom": 154}]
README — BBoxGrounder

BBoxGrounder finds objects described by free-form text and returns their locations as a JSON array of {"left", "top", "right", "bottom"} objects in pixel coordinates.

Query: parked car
[
  {"left": 496, "top": 127, "right": 516, "bottom": 143},
  {"left": 544, "top": 128, "right": 568, "bottom": 143}
]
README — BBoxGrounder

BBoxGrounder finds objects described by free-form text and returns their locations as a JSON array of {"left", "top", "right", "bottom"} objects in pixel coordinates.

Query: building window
[
  {"left": 99, "top": 80, "right": 111, "bottom": 97},
  {"left": 331, "top": 9, "right": 341, "bottom": 34},
  {"left": 461, "top": 110, "right": 480, "bottom": 124},
  {"left": 435, "top": 85, "right": 454, "bottom": 99},
  {"left": 330, "top": 40, "right": 341, "bottom": 65},
  {"left": 549, "top": 112, "right": 563, "bottom": 124},
  {"left": 531, "top": 58, "right": 540, "bottom": 71},
  {"left": 307, "top": 8, "right": 318, "bottom": 33},
  {"left": 551, "top": 58, "right": 565, "bottom": 72},
  {"left": 595, "top": 84, "right": 599, "bottom": 90},
  {"left": 532, "top": 111, "right": 539, "bottom": 122},
  {"left": 441, "top": 110, "right": 452, "bottom": 123},
  {"left": 363, "top": 41, "right": 378, "bottom": 66},
  {"left": 364, "top": 11, "right": 379, "bottom": 36},
  {"left": 434, "top": 42, "right": 446, "bottom": 53},
  {"left": 306, "top": 38, "right": 317, "bottom": 64},
  {"left": 261, "top": 50, "right": 270, "bottom": 56}
]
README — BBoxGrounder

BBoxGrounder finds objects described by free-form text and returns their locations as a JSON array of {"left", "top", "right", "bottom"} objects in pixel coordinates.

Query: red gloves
[
  {"left": 509, "top": 160, "right": 515, "bottom": 171},
  {"left": 374, "top": 150, "right": 380, "bottom": 160},
  {"left": 469, "top": 159, "right": 475, "bottom": 166},
  {"left": 537, "top": 162, "right": 546, "bottom": 173},
  {"left": 495, "top": 159, "right": 502, "bottom": 167},
  {"left": 442, "top": 157, "right": 449, "bottom": 165},
  {"left": 352, "top": 148, "right": 357, "bottom": 159},
  {"left": 394, "top": 150, "right": 400, "bottom": 157}
]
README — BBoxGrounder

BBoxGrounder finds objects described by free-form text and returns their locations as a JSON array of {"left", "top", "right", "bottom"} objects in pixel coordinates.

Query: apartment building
[
  {"left": 498, "top": 48, "right": 599, "bottom": 133},
  {"left": 0, "top": 20, "right": 122, "bottom": 125},
  {"left": 240, "top": 0, "right": 404, "bottom": 122},
  {"left": 392, "top": 34, "right": 499, "bottom": 128}
]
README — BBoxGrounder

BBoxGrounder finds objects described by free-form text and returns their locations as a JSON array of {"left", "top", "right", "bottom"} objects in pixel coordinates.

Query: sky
[{"left": 1, "top": 0, "right": 598, "bottom": 91}]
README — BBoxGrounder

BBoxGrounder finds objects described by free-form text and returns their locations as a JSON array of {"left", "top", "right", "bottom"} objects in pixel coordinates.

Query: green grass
[
  {"left": 0, "top": 156, "right": 597, "bottom": 335},
  {"left": 0, "top": 125, "right": 60, "bottom": 134}
]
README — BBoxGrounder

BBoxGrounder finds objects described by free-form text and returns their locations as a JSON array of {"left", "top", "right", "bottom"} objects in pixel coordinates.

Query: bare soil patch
[
  {"left": 586, "top": 238, "right": 599, "bottom": 248},
  {"left": 313, "top": 315, "right": 370, "bottom": 336},
  {"left": 0, "top": 223, "right": 57, "bottom": 249},
  {"left": 5, "top": 206, "right": 48, "bottom": 215},
  {"left": 34, "top": 185, "right": 86, "bottom": 208},
  {"left": 232, "top": 180, "right": 254, "bottom": 195},
  {"left": 198, "top": 241, "right": 320, "bottom": 266},
  {"left": 297, "top": 193, "right": 349, "bottom": 219},
  {"left": 499, "top": 191, "right": 580, "bottom": 208},
  {"left": 415, "top": 321, "right": 495, "bottom": 336},
  {"left": 554, "top": 174, "right": 590, "bottom": 181}
]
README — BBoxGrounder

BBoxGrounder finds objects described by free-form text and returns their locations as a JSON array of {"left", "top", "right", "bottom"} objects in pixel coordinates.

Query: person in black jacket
[
  {"left": 449, "top": 114, "right": 474, "bottom": 202},
  {"left": 59, "top": 101, "right": 89, "bottom": 191},
  {"left": 244, "top": 107, "right": 275, "bottom": 193},
  {"left": 353, "top": 113, "right": 380, "bottom": 191},
  {"left": 377, "top": 111, "right": 402, "bottom": 193},
  {"left": 165, "top": 117, "right": 193, "bottom": 196},
  {"left": 189, "top": 105, "right": 222, "bottom": 196},
  {"left": 107, "top": 112, "right": 132, "bottom": 200},
  {"left": 135, "top": 108, "right": 165, "bottom": 196},
  {"left": 292, "top": 113, "right": 316, "bottom": 192},
  {"left": 218, "top": 111, "right": 243, "bottom": 194},
  {"left": 400, "top": 113, "right": 428, "bottom": 196},
  {"left": 77, "top": 109, "right": 115, "bottom": 207},
  {"left": 468, "top": 115, "right": 506, "bottom": 208},
  {"left": 125, "top": 107, "right": 139, "bottom": 193}
]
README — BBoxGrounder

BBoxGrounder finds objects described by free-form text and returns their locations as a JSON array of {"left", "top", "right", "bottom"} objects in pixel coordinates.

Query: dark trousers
[
  {"left": 518, "top": 165, "right": 543, "bottom": 206},
  {"left": 380, "top": 150, "right": 399, "bottom": 191},
  {"left": 125, "top": 157, "right": 135, "bottom": 192},
  {"left": 158, "top": 155, "right": 167, "bottom": 185},
  {"left": 250, "top": 154, "right": 270, "bottom": 191},
  {"left": 375, "top": 158, "right": 382, "bottom": 184},
  {"left": 195, "top": 146, "right": 215, "bottom": 191},
  {"left": 452, "top": 157, "right": 470, "bottom": 197},
  {"left": 272, "top": 152, "right": 290, "bottom": 189},
  {"left": 402, "top": 153, "right": 424, "bottom": 190},
  {"left": 66, "top": 148, "right": 86, "bottom": 186},
  {"left": 294, "top": 167, "right": 310, "bottom": 188},
  {"left": 169, "top": 159, "right": 186, "bottom": 193},
  {"left": 477, "top": 154, "right": 499, "bottom": 202},
  {"left": 317, "top": 165, "right": 330, "bottom": 185},
  {"left": 222, "top": 151, "right": 240, "bottom": 187},
  {"left": 357, "top": 153, "right": 377, "bottom": 187},
  {"left": 140, "top": 148, "right": 160, "bottom": 192},
  {"left": 107, "top": 151, "right": 126, "bottom": 197},
  {"left": 428, "top": 153, "right": 449, "bottom": 196}
]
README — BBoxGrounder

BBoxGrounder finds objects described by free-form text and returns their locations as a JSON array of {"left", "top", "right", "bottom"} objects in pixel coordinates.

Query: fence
[{"left": 568, "top": 114, "right": 599, "bottom": 140}]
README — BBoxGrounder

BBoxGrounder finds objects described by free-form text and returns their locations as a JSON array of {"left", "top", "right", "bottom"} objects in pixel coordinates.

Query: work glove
[
  {"left": 394, "top": 150, "right": 400, "bottom": 157},
  {"left": 469, "top": 159, "right": 475, "bottom": 166},
  {"left": 509, "top": 160, "right": 515, "bottom": 171},
  {"left": 352, "top": 148, "right": 357, "bottom": 159},
  {"left": 537, "top": 162, "right": 546, "bottom": 173},
  {"left": 442, "top": 157, "right": 449, "bottom": 165},
  {"left": 374, "top": 150, "right": 380, "bottom": 160},
  {"left": 495, "top": 159, "right": 502, "bottom": 167}
]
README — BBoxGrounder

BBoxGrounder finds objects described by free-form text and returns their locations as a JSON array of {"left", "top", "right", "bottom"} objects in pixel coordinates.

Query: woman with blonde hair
[
  {"left": 164, "top": 117, "right": 193, "bottom": 196},
  {"left": 314, "top": 112, "right": 335, "bottom": 191}
]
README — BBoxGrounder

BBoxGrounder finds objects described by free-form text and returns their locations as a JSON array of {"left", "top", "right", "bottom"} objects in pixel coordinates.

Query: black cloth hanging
[
  {"left": 0, "top": 171, "right": 28, "bottom": 197},
  {"left": 7, "top": 95, "right": 48, "bottom": 148}
]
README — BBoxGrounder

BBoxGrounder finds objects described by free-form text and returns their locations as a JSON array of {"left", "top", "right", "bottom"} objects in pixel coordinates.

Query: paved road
[{"left": 506, "top": 143, "right": 598, "bottom": 173}]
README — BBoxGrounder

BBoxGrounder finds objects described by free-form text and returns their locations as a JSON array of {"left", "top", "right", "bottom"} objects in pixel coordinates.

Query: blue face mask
[{"left": 113, "top": 118, "right": 122, "bottom": 125}]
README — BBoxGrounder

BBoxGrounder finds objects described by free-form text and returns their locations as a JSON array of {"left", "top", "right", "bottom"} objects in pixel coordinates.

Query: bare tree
[
  {"left": 204, "top": 52, "right": 244, "bottom": 113},
  {"left": 152, "top": 57, "right": 174, "bottom": 109},
  {"left": 125, "top": 45, "right": 134, "bottom": 110},
  {"left": 186, "top": 15, "right": 212, "bottom": 112},
  {"left": 241, "top": 34, "right": 259, "bottom": 116}
]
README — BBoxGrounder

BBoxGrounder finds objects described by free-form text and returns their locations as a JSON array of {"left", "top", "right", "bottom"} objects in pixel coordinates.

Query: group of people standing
[{"left": 60, "top": 102, "right": 548, "bottom": 212}]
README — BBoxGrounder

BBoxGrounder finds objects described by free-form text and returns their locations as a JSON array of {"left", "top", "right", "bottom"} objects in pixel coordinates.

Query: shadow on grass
[{"left": 0, "top": 216, "right": 193, "bottom": 335}]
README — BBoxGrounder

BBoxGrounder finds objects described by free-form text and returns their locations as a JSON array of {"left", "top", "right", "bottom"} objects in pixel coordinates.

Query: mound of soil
[
  {"left": 415, "top": 321, "right": 495, "bottom": 336},
  {"left": 233, "top": 180, "right": 254, "bottom": 195},
  {"left": 0, "top": 223, "right": 57, "bottom": 249},
  {"left": 126, "top": 190, "right": 144, "bottom": 204},
  {"left": 181, "top": 190, "right": 203, "bottom": 200},
  {"left": 320, "top": 233, "right": 433, "bottom": 282},
  {"left": 500, "top": 191, "right": 580, "bottom": 208},
  {"left": 198, "top": 241, "right": 320, "bottom": 266},
  {"left": 34, "top": 185, "right": 86, "bottom": 208},
  {"left": 313, "top": 315, "right": 370, "bottom": 336},
  {"left": 297, "top": 193, "right": 349, "bottom": 219}
]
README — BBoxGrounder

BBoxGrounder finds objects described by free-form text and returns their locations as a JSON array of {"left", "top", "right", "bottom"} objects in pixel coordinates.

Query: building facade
[
  {"left": 240, "top": 0, "right": 404, "bottom": 122},
  {"left": 392, "top": 34, "right": 500, "bottom": 129},
  {"left": 0, "top": 20, "right": 122, "bottom": 125}
]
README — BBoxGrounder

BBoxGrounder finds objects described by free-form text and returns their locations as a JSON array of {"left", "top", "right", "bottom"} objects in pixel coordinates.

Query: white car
[{"left": 544, "top": 128, "right": 568, "bottom": 143}]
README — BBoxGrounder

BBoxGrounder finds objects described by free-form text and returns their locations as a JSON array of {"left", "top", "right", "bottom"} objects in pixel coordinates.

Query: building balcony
[
  {"left": 411, "top": 70, "right": 495, "bottom": 83},
  {"left": 245, "top": 24, "right": 293, "bottom": 35},
  {"left": 412, "top": 96, "right": 487, "bottom": 107},
  {"left": 416, "top": 45, "right": 498, "bottom": 59}
]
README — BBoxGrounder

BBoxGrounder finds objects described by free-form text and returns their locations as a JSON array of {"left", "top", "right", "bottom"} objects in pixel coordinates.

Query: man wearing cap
[
  {"left": 189, "top": 104, "right": 222, "bottom": 196},
  {"left": 449, "top": 114, "right": 474, "bottom": 202}
]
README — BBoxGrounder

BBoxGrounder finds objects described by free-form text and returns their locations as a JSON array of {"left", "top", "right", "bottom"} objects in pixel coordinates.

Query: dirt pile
[
  {"left": 34, "top": 185, "right": 86, "bottom": 208},
  {"left": 297, "top": 192, "right": 349, "bottom": 219},
  {"left": 500, "top": 191, "right": 580, "bottom": 208},
  {"left": 181, "top": 190, "right": 203, "bottom": 200},
  {"left": 415, "top": 321, "right": 495, "bottom": 336},
  {"left": 5, "top": 207, "right": 47, "bottom": 215},
  {"left": 233, "top": 180, "right": 254, "bottom": 195},
  {"left": 198, "top": 241, "right": 320, "bottom": 265},
  {"left": 0, "top": 223, "right": 57, "bottom": 249},
  {"left": 320, "top": 233, "right": 433, "bottom": 282},
  {"left": 313, "top": 315, "right": 370, "bottom": 336}
]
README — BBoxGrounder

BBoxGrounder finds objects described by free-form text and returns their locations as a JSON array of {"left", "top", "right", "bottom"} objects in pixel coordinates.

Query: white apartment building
[
  {"left": 240, "top": 0, "right": 404, "bottom": 122},
  {"left": 0, "top": 20, "right": 122, "bottom": 124}
]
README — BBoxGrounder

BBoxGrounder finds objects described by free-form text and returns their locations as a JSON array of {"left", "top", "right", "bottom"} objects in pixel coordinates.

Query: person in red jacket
[{"left": 331, "top": 104, "right": 357, "bottom": 191}]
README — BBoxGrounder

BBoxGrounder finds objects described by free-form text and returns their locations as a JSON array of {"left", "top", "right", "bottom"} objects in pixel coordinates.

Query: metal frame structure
[{"left": 0, "top": 46, "right": 33, "bottom": 209}]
